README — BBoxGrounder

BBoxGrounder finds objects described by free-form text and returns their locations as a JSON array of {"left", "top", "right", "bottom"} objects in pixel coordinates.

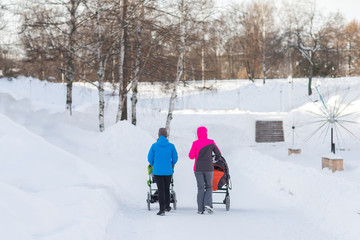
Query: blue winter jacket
[{"left": 148, "top": 136, "right": 178, "bottom": 176}]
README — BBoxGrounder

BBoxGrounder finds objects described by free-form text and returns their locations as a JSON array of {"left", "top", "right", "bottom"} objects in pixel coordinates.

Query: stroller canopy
[{"left": 213, "top": 156, "right": 230, "bottom": 191}]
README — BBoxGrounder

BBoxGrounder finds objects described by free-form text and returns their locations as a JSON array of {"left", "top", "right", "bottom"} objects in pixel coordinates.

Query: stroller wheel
[
  {"left": 225, "top": 195, "right": 230, "bottom": 211},
  {"left": 171, "top": 191, "right": 177, "bottom": 210},
  {"left": 147, "top": 192, "right": 151, "bottom": 211}
]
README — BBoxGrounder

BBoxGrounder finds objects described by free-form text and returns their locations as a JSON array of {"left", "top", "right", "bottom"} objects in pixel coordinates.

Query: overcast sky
[
  {"left": 1, "top": 0, "right": 360, "bottom": 55},
  {"left": 217, "top": 0, "right": 360, "bottom": 22},
  {"left": 315, "top": 0, "right": 360, "bottom": 21}
]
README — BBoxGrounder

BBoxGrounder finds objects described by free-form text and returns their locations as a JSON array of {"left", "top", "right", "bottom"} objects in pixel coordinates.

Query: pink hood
[
  {"left": 189, "top": 126, "right": 221, "bottom": 171},
  {"left": 197, "top": 126, "right": 208, "bottom": 139}
]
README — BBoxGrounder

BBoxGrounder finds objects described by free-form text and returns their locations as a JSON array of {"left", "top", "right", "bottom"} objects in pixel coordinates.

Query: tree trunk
[
  {"left": 230, "top": 47, "right": 235, "bottom": 79},
  {"left": 165, "top": 0, "right": 185, "bottom": 137},
  {"left": 227, "top": 49, "right": 232, "bottom": 79},
  {"left": 348, "top": 41, "right": 352, "bottom": 74},
  {"left": 201, "top": 22, "right": 205, "bottom": 87},
  {"left": 98, "top": 79, "right": 105, "bottom": 132},
  {"left": 65, "top": 0, "right": 77, "bottom": 115},
  {"left": 261, "top": 4, "right": 268, "bottom": 85},
  {"left": 215, "top": 50, "right": 221, "bottom": 80},
  {"left": 245, "top": 60, "right": 253, "bottom": 82},
  {"left": 116, "top": 0, "right": 128, "bottom": 122},
  {"left": 66, "top": 74, "right": 73, "bottom": 115},
  {"left": 131, "top": 2, "right": 143, "bottom": 126},
  {"left": 262, "top": 37, "right": 266, "bottom": 84},
  {"left": 308, "top": 63, "right": 313, "bottom": 96},
  {"left": 201, "top": 43, "right": 205, "bottom": 87},
  {"left": 96, "top": 5, "right": 105, "bottom": 132}
]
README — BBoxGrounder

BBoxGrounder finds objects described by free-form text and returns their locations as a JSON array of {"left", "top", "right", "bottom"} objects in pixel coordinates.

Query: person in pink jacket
[{"left": 189, "top": 126, "right": 221, "bottom": 214}]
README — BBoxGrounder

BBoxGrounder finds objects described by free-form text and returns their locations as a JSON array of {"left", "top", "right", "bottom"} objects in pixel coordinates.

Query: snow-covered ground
[{"left": 1, "top": 76, "right": 360, "bottom": 240}]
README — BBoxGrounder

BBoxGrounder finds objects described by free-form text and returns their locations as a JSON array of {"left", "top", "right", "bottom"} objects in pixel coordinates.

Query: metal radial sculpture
[{"left": 305, "top": 86, "right": 360, "bottom": 154}]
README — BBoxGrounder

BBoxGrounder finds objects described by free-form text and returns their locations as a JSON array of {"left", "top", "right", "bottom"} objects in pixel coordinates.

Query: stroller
[
  {"left": 146, "top": 165, "right": 177, "bottom": 211},
  {"left": 212, "top": 156, "right": 231, "bottom": 211}
]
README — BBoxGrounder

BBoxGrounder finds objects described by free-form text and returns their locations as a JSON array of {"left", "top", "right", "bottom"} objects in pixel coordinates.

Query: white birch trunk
[
  {"left": 201, "top": 42, "right": 205, "bottom": 87},
  {"left": 261, "top": 5, "right": 267, "bottom": 85},
  {"left": 66, "top": 0, "right": 77, "bottom": 115},
  {"left": 200, "top": 3, "right": 205, "bottom": 88},
  {"left": 262, "top": 31, "right": 266, "bottom": 85},
  {"left": 131, "top": 2, "right": 142, "bottom": 125},
  {"left": 165, "top": 0, "right": 185, "bottom": 137},
  {"left": 116, "top": 0, "right": 127, "bottom": 122},
  {"left": 96, "top": 4, "right": 105, "bottom": 132}
]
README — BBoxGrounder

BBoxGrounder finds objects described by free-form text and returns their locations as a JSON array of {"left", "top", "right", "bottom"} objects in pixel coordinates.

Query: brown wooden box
[
  {"left": 288, "top": 148, "right": 301, "bottom": 155},
  {"left": 322, "top": 157, "right": 344, "bottom": 172}
]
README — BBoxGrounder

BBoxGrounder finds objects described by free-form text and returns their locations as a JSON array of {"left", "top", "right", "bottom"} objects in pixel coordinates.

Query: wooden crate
[
  {"left": 288, "top": 148, "right": 301, "bottom": 155},
  {"left": 322, "top": 157, "right": 344, "bottom": 172}
]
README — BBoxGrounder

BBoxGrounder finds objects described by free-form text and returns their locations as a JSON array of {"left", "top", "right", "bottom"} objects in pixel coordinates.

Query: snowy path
[{"left": 106, "top": 149, "right": 338, "bottom": 240}]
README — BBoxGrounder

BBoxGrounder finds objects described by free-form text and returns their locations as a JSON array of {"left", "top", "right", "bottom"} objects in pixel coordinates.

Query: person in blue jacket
[{"left": 148, "top": 128, "right": 178, "bottom": 216}]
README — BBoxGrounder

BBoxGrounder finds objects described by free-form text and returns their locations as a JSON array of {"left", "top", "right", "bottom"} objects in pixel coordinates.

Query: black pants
[{"left": 154, "top": 175, "right": 172, "bottom": 211}]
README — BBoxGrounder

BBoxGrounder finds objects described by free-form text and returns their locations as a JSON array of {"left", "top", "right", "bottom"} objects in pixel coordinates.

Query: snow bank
[
  {"left": 233, "top": 148, "right": 360, "bottom": 239},
  {"left": 0, "top": 112, "right": 119, "bottom": 240}
]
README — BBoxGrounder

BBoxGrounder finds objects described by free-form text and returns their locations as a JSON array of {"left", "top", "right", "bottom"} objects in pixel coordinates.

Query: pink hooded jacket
[{"left": 189, "top": 126, "right": 221, "bottom": 172}]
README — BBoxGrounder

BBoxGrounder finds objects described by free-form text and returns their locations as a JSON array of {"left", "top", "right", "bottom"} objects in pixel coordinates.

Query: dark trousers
[{"left": 154, "top": 175, "right": 172, "bottom": 211}]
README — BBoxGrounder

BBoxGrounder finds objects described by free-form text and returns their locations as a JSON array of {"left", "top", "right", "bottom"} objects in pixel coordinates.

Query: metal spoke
[
  {"left": 315, "top": 86, "right": 329, "bottom": 114},
  {"left": 337, "top": 121, "right": 360, "bottom": 142},
  {"left": 305, "top": 109, "right": 328, "bottom": 118},
  {"left": 335, "top": 93, "right": 360, "bottom": 117},
  {"left": 336, "top": 111, "right": 360, "bottom": 119},
  {"left": 334, "top": 124, "right": 343, "bottom": 150},
  {"left": 337, "top": 119, "right": 360, "bottom": 124},
  {"left": 320, "top": 123, "right": 331, "bottom": 144},
  {"left": 304, "top": 120, "right": 328, "bottom": 142}
]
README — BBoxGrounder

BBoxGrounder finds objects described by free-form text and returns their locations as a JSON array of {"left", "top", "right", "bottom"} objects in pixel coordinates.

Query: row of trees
[{"left": 1, "top": 0, "right": 360, "bottom": 132}]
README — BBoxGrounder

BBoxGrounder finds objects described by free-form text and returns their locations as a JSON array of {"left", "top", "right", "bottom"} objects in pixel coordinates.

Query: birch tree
[
  {"left": 113, "top": 0, "right": 179, "bottom": 125},
  {"left": 131, "top": 0, "right": 143, "bottom": 125},
  {"left": 94, "top": 0, "right": 106, "bottom": 132},
  {"left": 64, "top": 0, "right": 78, "bottom": 114},
  {"left": 165, "top": 0, "right": 186, "bottom": 137},
  {"left": 26, "top": 0, "right": 87, "bottom": 113},
  {"left": 115, "top": 0, "right": 128, "bottom": 122},
  {"left": 81, "top": 0, "right": 119, "bottom": 131}
]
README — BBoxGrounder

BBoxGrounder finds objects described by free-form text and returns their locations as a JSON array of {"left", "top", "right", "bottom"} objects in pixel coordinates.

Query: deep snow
[{"left": 1, "top": 76, "right": 360, "bottom": 240}]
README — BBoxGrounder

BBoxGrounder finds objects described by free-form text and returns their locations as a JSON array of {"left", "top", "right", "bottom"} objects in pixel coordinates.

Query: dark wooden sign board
[{"left": 255, "top": 121, "right": 284, "bottom": 143}]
